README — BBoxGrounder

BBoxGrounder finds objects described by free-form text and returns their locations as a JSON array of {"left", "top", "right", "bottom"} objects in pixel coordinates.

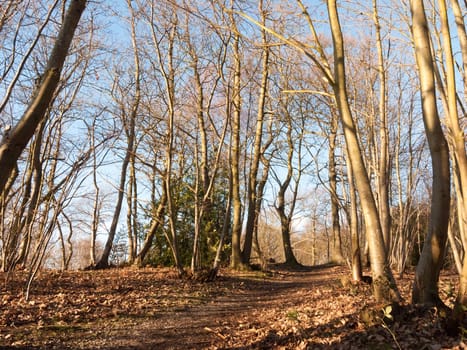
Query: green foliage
[
  {"left": 286, "top": 310, "right": 299, "bottom": 321},
  {"left": 141, "top": 167, "right": 231, "bottom": 268}
]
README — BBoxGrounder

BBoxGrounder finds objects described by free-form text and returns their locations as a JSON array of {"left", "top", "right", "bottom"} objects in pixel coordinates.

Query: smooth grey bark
[
  {"left": 410, "top": 0, "right": 451, "bottom": 306},
  {"left": 329, "top": 112, "right": 345, "bottom": 264},
  {"left": 372, "top": 0, "right": 391, "bottom": 250}
]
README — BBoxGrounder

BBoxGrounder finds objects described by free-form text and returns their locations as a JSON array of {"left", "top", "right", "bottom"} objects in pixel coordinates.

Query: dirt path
[
  {"left": 0, "top": 265, "right": 462, "bottom": 349},
  {"left": 136, "top": 266, "right": 343, "bottom": 349}
]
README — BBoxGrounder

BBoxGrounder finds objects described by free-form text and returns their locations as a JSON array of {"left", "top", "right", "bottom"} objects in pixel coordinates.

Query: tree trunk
[
  {"left": 437, "top": 0, "right": 467, "bottom": 323},
  {"left": 449, "top": 0, "right": 467, "bottom": 99},
  {"left": 372, "top": 0, "right": 391, "bottom": 251},
  {"left": 274, "top": 105, "right": 301, "bottom": 266},
  {"left": 275, "top": 171, "right": 297, "bottom": 266},
  {"left": 329, "top": 112, "right": 345, "bottom": 264},
  {"left": 327, "top": 0, "right": 400, "bottom": 303},
  {"left": 0, "top": 0, "right": 87, "bottom": 197},
  {"left": 242, "top": 0, "right": 270, "bottom": 265},
  {"left": 410, "top": 0, "right": 451, "bottom": 306},
  {"left": 209, "top": 172, "right": 233, "bottom": 280},
  {"left": 230, "top": 29, "right": 245, "bottom": 270},
  {"left": 134, "top": 188, "right": 167, "bottom": 267},
  {"left": 125, "top": 1, "right": 141, "bottom": 265},
  {"left": 345, "top": 146, "right": 362, "bottom": 281},
  {"left": 188, "top": 33, "right": 209, "bottom": 273}
]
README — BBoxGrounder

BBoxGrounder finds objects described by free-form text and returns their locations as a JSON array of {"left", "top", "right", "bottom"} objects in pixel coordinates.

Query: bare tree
[
  {"left": 229, "top": 7, "right": 245, "bottom": 270},
  {"left": 238, "top": 0, "right": 400, "bottom": 302},
  {"left": 241, "top": 0, "right": 271, "bottom": 266},
  {"left": 272, "top": 102, "right": 300, "bottom": 266},
  {"left": 0, "top": 0, "right": 87, "bottom": 198},
  {"left": 327, "top": 0, "right": 400, "bottom": 302},
  {"left": 93, "top": 45, "right": 140, "bottom": 269},
  {"left": 410, "top": 0, "right": 451, "bottom": 306},
  {"left": 372, "top": 0, "right": 391, "bottom": 250}
]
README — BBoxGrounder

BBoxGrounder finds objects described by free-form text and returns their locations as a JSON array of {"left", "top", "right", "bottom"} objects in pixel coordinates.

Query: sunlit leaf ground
[{"left": 0, "top": 265, "right": 464, "bottom": 349}]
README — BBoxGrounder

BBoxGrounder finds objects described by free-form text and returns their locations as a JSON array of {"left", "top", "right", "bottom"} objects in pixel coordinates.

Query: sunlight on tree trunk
[
  {"left": 0, "top": 0, "right": 87, "bottom": 198},
  {"left": 230, "top": 19, "right": 245, "bottom": 270},
  {"left": 410, "top": 0, "right": 451, "bottom": 306},
  {"left": 327, "top": 0, "right": 400, "bottom": 303},
  {"left": 242, "top": 0, "right": 270, "bottom": 265},
  {"left": 372, "top": 0, "right": 391, "bottom": 251},
  {"left": 329, "top": 111, "right": 345, "bottom": 264},
  {"left": 436, "top": 0, "right": 467, "bottom": 324}
]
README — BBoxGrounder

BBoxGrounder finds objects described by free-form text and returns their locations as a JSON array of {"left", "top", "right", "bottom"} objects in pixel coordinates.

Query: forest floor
[{"left": 0, "top": 264, "right": 465, "bottom": 349}]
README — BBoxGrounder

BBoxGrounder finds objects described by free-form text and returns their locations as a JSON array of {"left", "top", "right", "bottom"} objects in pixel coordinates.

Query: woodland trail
[
  {"left": 0, "top": 265, "right": 462, "bottom": 349},
  {"left": 135, "top": 265, "right": 343, "bottom": 349}
]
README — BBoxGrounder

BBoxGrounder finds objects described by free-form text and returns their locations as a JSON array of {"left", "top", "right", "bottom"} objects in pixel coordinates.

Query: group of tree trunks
[{"left": 1, "top": 0, "right": 467, "bottom": 334}]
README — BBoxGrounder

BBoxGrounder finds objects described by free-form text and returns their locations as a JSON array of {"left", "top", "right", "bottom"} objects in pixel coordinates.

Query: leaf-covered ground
[{"left": 0, "top": 264, "right": 464, "bottom": 349}]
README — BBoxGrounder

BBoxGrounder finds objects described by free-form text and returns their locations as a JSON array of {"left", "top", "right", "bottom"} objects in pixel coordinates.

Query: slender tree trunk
[
  {"left": 410, "top": 0, "right": 451, "bottom": 306},
  {"left": 242, "top": 0, "right": 270, "bottom": 265},
  {"left": 329, "top": 112, "right": 345, "bottom": 264},
  {"left": 436, "top": 0, "right": 467, "bottom": 322},
  {"left": 145, "top": 5, "right": 184, "bottom": 276},
  {"left": 230, "top": 29, "right": 244, "bottom": 270},
  {"left": 252, "top": 151, "right": 273, "bottom": 266},
  {"left": 95, "top": 1, "right": 140, "bottom": 269},
  {"left": 94, "top": 133, "right": 132, "bottom": 269},
  {"left": 450, "top": 0, "right": 467, "bottom": 98},
  {"left": 163, "top": 26, "right": 184, "bottom": 276},
  {"left": 0, "top": 0, "right": 87, "bottom": 197},
  {"left": 209, "top": 171, "right": 232, "bottom": 280},
  {"left": 9, "top": 121, "right": 45, "bottom": 271},
  {"left": 126, "top": 160, "right": 137, "bottom": 264},
  {"left": 89, "top": 121, "right": 100, "bottom": 267},
  {"left": 327, "top": 0, "right": 400, "bottom": 303},
  {"left": 274, "top": 108, "right": 300, "bottom": 266},
  {"left": 134, "top": 188, "right": 167, "bottom": 267},
  {"left": 275, "top": 174, "right": 297, "bottom": 265},
  {"left": 372, "top": 0, "right": 391, "bottom": 250},
  {"left": 345, "top": 146, "right": 362, "bottom": 281},
  {"left": 188, "top": 34, "right": 209, "bottom": 273}
]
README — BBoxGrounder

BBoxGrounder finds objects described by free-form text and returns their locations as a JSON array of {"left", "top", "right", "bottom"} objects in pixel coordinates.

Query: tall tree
[
  {"left": 229, "top": 8, "right": 245, "bottom": 270},
  {"left": 372, "top": 0, "right": 391, "bottom": 250},
  {"left": 410, "top": 0, "right": 451, "bottom": 305},
  {"left": 327, "top": 0, "right": 400, "bottom": 302},
  {"left": 152, "top": 3, "right": 185, "bottom": 276},
  {"left": 436, "top": 0, "right": 467, "bottom": 321},
  {"left": 242, "top": 0, "right": 271, "bottom": 265},
  {"left": 94, "top": 0, "right": 141, "bottom": 269},
  {"left": 272, "top": 101, "right": 300, "bottom": 266},
  {"left": 238, "top": 1, "right": 400, "bottom": 300}
]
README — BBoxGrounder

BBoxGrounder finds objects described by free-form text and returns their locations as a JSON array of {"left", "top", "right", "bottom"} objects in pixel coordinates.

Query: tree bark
[
  {"left": 345, "top": 146, "right": 362, "bottom": 281},
  {"left": 230, "top": 28, "right": 245, "bottom": 270},
  {"left": 410, "top": 0, "right": 451, "bottom": 306},
  {"left": 327, "top": 0, "right": 400, "bottom": 303},
  {"left": 329, "top": 112, "right": 345, "bottom": 264},
  {"left": 437, "top": 0, "right": 467, "bottom": 323},
  {"left": 0, "top": 0, "right": 87, "bottom": 198},
  {"left": 372, "top": 0, "right": 391, "bottom": 251},
  {"left": 242, "top": 1, "right": 270, "bottom": 265}
]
